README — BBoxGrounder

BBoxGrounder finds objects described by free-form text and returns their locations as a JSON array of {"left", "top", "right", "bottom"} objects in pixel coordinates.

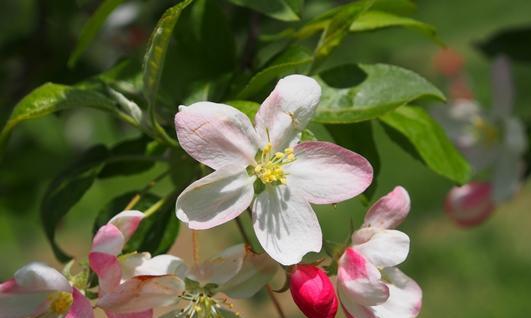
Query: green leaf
[
  {"left": 98, "top": 136, "right": 166, "bottom": 179},
  {"left": 236, "top": 46, "right": 312, "bottom": 100},
  {"left": 313, "top": 0, "right": 374, "bottom": 67},
  {"left": 143, "top": 0, "right": 194, "bottom": 106},
  {"left": 94, "top": 191, "right": 180, "bottom": 255},
  {"left": 350, "top": 10, "right": 441, "bottom": 44},
  {"left": 42, "top": 145, "right": 109, "bottom": 262},
  {"left": 314, "top": 63, "right": 445, "bottom": 123},
  {"left": 226, "top": 0, "right": 303, "bottom": 21},
  {"left": 0, "top": 83, "right": 117, "bottom": 154},
  {"left": 379, "top": 105, "right": 471, "bottom": 184},
  {"left": 68, "top": 0, "right": 125, "bottom": 68}
]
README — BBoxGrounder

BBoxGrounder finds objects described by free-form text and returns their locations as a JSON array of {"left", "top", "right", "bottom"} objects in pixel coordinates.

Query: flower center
[
  {"left": 253, "top": 143, "right": 296, "bottom": 185},
  {"left": 48, "top": 291, "right": 73, "bottom": 314},
  {"left": 180, "top": 289, "right": 237, "bottom": 317}
]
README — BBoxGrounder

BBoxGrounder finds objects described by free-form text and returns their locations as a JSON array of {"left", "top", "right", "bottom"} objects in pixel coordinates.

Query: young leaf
[
  {"left": 42, "top": 145, "right": 110, "bottom": 262},
  {"left": 68, "top": 0, "right": 126, "bottom": 68},
  {"left": 379, "top": 105, "right": 471, "bottom": 184},
  {"left": 226, "top": 0, "right": 303, "bottom": 21},
  {"left": 94, "top": 191, "right": 180, "bottom": 255},
  {"left": 143, "top": 0, "right": 194, "bottom": 106},
  {"left": 314, "top": 63, "right": 445, "bottom": 123},
  {"left": 236, "top": 46, "right": 312, "bottom": 100},
  {"left": 313, "top": 0, "right": 374, "bottom": 68},
  {"left": 350, "top": 10, "right": 441, "bottom": 44},
  {"left": 0, "top": 83, "right": 117, "bottom": 154}
]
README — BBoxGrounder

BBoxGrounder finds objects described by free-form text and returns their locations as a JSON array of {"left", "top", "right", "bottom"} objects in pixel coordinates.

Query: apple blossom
[
  {"left": 337, "top": 186, "right": 422, "bottom": 318},
  {"left": 444, "top": 182, "right": 495, "bottom": 227},
  {"left": 289, "top": 264, "right": 338, "bottom": 318},
  {"left": 174, "top": 74, "right": 373, "bottom": 265},
  {"left": 0, "top": 262, "right": 93, "bottom": 318}
]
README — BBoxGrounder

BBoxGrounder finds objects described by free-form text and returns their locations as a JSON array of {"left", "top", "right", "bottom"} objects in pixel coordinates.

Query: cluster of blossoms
[
  {"left": 2, "top": 74, "right": 422, "bottom": 318},
  {"left": 0, "top": 211, "right": 277, "bottom": 318},
  {"left": 289, "top": 187, "right": 421, "bottom": 318},
  {"left": 431, "top": 53, "right": 527, "bottom": 227}
]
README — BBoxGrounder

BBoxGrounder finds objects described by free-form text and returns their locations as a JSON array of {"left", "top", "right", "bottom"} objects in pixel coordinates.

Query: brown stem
[{"left": 192, "top": 230, "right": 200, "bottom": 266}]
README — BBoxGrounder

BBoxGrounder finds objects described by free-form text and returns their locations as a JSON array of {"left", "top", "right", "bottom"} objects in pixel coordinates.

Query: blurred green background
[{"left": 1, "top": 0, "right": 530, "bottom": 317}]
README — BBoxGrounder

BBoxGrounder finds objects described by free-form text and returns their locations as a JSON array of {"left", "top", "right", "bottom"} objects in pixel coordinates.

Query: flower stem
[
  {"left": 124, "top": 170, "right": 170, "bottom": 210},
  {"left": 192, "top": 230, "right": 200, "bottom": 266},
  {"left": 266, "top": 284, "right": 286, "bottom": 318}
]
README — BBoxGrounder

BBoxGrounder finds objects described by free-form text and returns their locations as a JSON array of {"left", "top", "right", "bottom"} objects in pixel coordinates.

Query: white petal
[
  {"left": 97, "top": 276, "right": 184, "bottom": 313},
  {"left": 354, "top": 230, "right": 410, "bottom": 268},
  {"left": 175, "top": 102, "right": 260, "bottom": 170},
  {"left": 363, "top": 186, "right": 410, "bottom": 230},
  {"left": 255, "top": 75, "right": 321, "bottom": 151},
  {"left": 220, "top": 251, "right": 279, "bottom": 299},
  {"left": 14, "top": 263, "right": 71, "bottom": 293},
  {"left": 0, "top": 278, "right": 50, "bottom": 318},
  {"left": 251, "top": 186, "right": 322, "bottom": 265},
  {"left": 372, "top": 268, "right": 422, "bottom": 318},
  {"left": 188, "top": 244, "right": 245, "bottom": 286},
  {"left": 284, "top": 141, "right": 373, "bottom": 204},
  {"left": 176, "top": 167, "right": 255, "bottom": 230},
  {"left": 120, "top": 253, "right": 188, "bottom": 281}
]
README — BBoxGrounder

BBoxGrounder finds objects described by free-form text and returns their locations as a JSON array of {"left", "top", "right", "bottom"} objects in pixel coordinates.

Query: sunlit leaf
[
  {"left": 314, "top": 64, "right": 445, "bottom": 123},
  {"left": 379, "top": 105, "right": 470, "bottom": 184}
]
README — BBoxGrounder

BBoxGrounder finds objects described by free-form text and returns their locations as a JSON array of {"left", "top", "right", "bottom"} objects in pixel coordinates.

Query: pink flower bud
[
  {"left": 290, "top": 264, "right": 338, "bottom": 318},
  {"left": 445, "top": 182, "right": 495, "bottom": 227}
]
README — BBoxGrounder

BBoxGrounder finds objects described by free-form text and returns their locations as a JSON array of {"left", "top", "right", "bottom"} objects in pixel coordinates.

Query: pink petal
[
  {"left": 0, "top": 282, "right": 49, "bottom": 318},
  {"left": 175, "top": 101, "right": 260, "bottom": 170},
  {"left": 176, "top": 167, "right": 254, "bottom": 230},
  {"left": 284, "top": 141, "right": 373, "bottom": 204},
  {"left": 252, "top": 186, "right": 322, "bottom": 265},
  {"left": 363, "top": 186, "right": 410, "bottom": 229},
  {"left": 188, "top": 244, "right": 245, "bottom": 286},
  {"left": 109, "top": 211, "right": 144, "bottom": 242},
  {"left": 91, "top": 224, "right": 125, "bottom": 256},
  {"left": 65, "top": 288, "right": 94, "bottom": 318},
  {"left": 444, "top": 182, "right": 495, "bottom": 227},
  {"left": 97, "top": 276, "right": 184, "bottom": 314},
  {"left": 289, "top": 265, "right": 338, "bottom": 318},
  {"left": 372, "top": 268, "right": 422, "bottom": 318},
  {"left": 255, "top": 75, "right": 322, "bottom": 151},
  {"left": 89, "top": 252, "right": 122, "bottom": 293},
  {"left": 337, "top": 248, "right": 389, "bottom": 308}
]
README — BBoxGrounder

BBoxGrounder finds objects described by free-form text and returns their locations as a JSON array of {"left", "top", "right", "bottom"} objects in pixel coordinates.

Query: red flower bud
[
  {"left": 445, "top": 182, "right": 495, "bottom": 227},
  {"left": 290, "top": 265, "right": 338, "bottom": 318}
]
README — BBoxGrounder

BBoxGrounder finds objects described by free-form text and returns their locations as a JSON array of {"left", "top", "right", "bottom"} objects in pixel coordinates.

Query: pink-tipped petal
[
  {"left": 189, "top": 244, "right": 245, "bottom": 286},
  {"left": 289, "top": 265, "right": 338, "bottom": 318},
  {"left": 65, "top": 288, "right": 94, "bottom": 318},
  {"left": 221, "top": 250, "right": 279, "bottom": 299},
  {"left": 363, "top": 186, "right": 410, "bottom": 229},
  {"left": 175, "top": 102, "right": 260, "bottom": 170},
  {"left": 284, "top": 141, "right": 373, "bottom": 204},
  {"left": 176, "top": 167, "right": 254, "bottom": 230},
  {"left": 444, "top": 182, "right": 495, "bottom": 227},
  {"left": 97, "top": 276, "right": 184, "bottom": 314},
  {"left": 109, "top": 211, "right": 144, "bottom": 242},
  {"left": 0, "top": 284, "right": 49, "bottom": 318},
  {"left": 92, "top": 224, "right": 126, "bottom": 256},
  {"left": 337, "top": 248, "right": 389, "bottom": 308},
  {"left": 89, "top": 252, "right": 122, "bottom": 293},
  {"left": 372, "top": 268, "right": 422, "bottom": 318},
  {"left": 255, "top": 75, "right": 322, "bottom": 151},
  {"left": 353, "top": 230, "right": 410, "bottom": 268},
  {"left": 252, "top": 186, "right": 322, "bottom": 266}
]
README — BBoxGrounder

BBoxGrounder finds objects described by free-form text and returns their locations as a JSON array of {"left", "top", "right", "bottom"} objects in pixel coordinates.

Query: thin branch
[{"left": 266, "top": 284, "right": 286, "bottom": 318}]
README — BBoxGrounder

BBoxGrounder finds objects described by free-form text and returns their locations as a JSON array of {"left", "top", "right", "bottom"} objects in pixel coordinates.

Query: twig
[
  {"left": 266, "top": 284, "right": 286, "bottom": 318},
  {"left": 192, "top": 230, "right": 200, "bottom": 266}
]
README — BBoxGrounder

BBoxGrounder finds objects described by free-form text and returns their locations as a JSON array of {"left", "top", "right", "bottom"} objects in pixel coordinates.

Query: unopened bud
[{"left": 289, "top": 265, "right": 338, "bottom": 318}]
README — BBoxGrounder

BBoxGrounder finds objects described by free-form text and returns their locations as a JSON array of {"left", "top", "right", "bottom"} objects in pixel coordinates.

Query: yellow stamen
[
  {"left": 254, "top": 146, "right": 296, "bottom": 185},
  {"left": 48, "top": 291, "right": 73, "bottom": 314}
]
